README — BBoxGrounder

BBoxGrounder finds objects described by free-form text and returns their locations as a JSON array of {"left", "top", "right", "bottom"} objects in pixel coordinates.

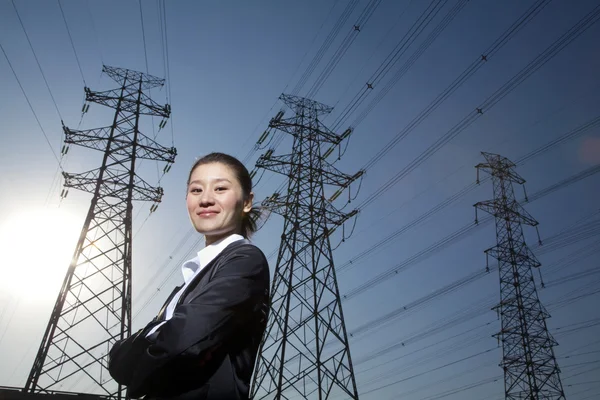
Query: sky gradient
[{"left": 1, "top": 1, "right": 599, "bottom": 399}]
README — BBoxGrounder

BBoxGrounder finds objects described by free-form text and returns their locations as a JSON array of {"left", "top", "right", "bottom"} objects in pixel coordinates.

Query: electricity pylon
[
  {"left": 24, "top": 65, "right": 176, "bottom": 399},
  {"left": 250, "top": 94, "right": 363, "bottom": 399},
  {"left": 474, "top": 152, "right": 565, "bottom": 400}
]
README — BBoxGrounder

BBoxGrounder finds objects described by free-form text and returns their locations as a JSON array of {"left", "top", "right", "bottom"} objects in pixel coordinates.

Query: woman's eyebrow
[{"left": 188, "top": 178, "right": 232, "bottom": 185}]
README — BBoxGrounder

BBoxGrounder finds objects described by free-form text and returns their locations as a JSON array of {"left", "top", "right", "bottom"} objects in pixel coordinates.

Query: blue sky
[{"left": 0, "top": 0, "right": 599, "bottom": 399}]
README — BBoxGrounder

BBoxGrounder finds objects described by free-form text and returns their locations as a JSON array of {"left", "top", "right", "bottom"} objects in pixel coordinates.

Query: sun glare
[{"left": 0, "top": 207, "right": 83, "bottom": 301}]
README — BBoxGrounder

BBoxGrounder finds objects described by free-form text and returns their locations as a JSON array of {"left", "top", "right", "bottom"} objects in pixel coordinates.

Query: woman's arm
[
  {"left": 108, "top": 319, "right": 163, "bottom": 385},
  {"left": 123, "top": 245, "right": 269, "bottom": 398}
]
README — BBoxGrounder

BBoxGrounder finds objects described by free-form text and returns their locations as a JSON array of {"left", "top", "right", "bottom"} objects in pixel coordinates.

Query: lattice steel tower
[
  {"left": 474, "top": 152, "right": 565, "bottom": 400},
  {"left": 24, "top": 65, "right": 176, "bottom": 399},
  {"left": 250, "top": 94, "right": 362, "bottom": 399}
]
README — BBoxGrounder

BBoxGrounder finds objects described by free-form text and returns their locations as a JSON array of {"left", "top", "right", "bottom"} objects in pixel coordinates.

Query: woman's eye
[
  {"left": 191, "top": 188, "right": 202, "bottom": 193},
  {"left": 215, "top": 187, "right": 227, "bottom": 192}
]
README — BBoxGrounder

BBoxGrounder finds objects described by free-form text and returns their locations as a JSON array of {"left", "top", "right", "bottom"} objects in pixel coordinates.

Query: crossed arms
[{"left": 108, "top": 246, "right": 269, "bottom": 398}]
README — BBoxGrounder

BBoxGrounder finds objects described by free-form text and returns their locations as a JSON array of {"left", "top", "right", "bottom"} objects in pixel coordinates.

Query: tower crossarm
[
  {"left": 254, "top": 152, "right": 292, "bottom": 177},
  {"left": 135, "top": 134, "right": 176, "bottom": 163},
  {"left": 279, "top": 93, "right": 333, "bottom": 115},
  {"left": 85, "top": 87, "right": 170, "bottom": 118},
  {"left": 101, "top": 65, "right": 165, "bottom": 90},
  {"left": 269, "top": 117, "right": 340, "bottom": 144},
  {"left": 323, "top": 202, "right": 358, "bottom": 228},
  {"left": 476, "top": 152, "right": 527, "bottom": 185},
  {"left": 256, "top": 152, "right": 362, "bottom": 187},
  {"left": 63, "top": 170, "right": 163, "bottom": 202},
  {"left": 64, "top": 125, "right": 176, "bottom": 163},
  {"left": 261, "top": 191, "right": 357, "bottom": 228},
  {"left": 474, "top": 199, "right": 539, "bottom": 227},
  {"left": 484, "top": 245, "right": 541, "bottom": 268}
]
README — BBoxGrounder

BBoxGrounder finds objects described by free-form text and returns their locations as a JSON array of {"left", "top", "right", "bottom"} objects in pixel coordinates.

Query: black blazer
[{"left": 108, "top": 240, "right": 270, "bottom": 400}]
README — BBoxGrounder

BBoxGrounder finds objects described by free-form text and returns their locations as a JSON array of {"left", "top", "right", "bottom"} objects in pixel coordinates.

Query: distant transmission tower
[
  {"left": 250, "top": 94, "right": 362, "bottom": 399},
  {"left": 474, "top": 152, "right": 565, "bottom": 400},
  {"left": 24, "top": 65, "right": 176, "bottom": 399}
]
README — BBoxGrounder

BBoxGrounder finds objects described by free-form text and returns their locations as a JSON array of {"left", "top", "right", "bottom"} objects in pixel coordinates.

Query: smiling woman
[
  {"left": 0, "top": 206, "right": 83, "bottom": 300},
  {"left": 108, "top": 152, "right": 270, "bottom": 400}
]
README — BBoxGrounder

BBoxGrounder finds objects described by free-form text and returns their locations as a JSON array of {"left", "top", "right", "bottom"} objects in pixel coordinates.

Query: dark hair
[{"left": 187, "top": 152, "right": 261, "bottom": 238}]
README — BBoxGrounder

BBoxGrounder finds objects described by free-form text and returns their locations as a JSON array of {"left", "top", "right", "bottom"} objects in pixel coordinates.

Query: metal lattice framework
[
  {"left": 250, "top": 94, "right": 362, "bottom": 399},
  {"left": 24, "top": 65, "right": 176, "bottom": 399},
  {"left": 474, "top": 152, "right": 565, "bottom": 400}
]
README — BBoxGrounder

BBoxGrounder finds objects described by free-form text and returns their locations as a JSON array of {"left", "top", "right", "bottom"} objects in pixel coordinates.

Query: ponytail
[{"left": 241, "top": 206, "right": 262, "bottom": 239}]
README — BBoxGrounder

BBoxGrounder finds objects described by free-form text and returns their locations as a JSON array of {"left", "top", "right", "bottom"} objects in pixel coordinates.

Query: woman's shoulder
[{"left": 222, "top": 239, "right": 269, "bottom": 266}]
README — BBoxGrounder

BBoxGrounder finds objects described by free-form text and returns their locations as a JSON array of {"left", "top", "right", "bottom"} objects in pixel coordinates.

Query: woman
[{"left": 109, "top": 152, "right": 270, "bottom": 400}]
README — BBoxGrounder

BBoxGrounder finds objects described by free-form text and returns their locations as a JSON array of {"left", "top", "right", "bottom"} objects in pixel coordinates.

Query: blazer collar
[
  {"left": 175, "top": 238, "right": 252, "bottom": 308},
  {"left": 181, "top": 233, "right": 245, "bottom": 283}
]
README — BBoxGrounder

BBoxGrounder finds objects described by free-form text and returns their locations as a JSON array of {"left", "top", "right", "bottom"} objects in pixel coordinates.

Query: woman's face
[{"left": 186, "top": 162, "right": 253, "bottom": 245}]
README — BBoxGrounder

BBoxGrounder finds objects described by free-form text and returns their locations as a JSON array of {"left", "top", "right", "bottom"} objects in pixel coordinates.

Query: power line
[
  {"left": 0, "top": 297, "right": 20, "bottom": 349},
  {"left": 368, "top": 358, "right": 496, "bottom": 400},
  {"left": 139, "top": 0, "right": 149, "bottom": 74},
  {"left": 243, "top": 0, "right": 388, "bottom": 170},
  {"left": 238, "top": 0, "right": 342, "bottom": 164},
  {"left": 129, "top": 240, "right": 205, "bottom": 323},
  {"left": 341, "top": 163, "right": 600, "bottom": 301},
  {"left": 57, "top": 0, "right": 87, "bottom": 86},
  {"left": 344, "top": 81, "right": 600, "bottom": 244},
  {"left": 327, "top": 0, "right": 416, "bottom": 113},
  {"left": 307, "top": 270, "right": 597, "bottom": 399},
  {"left": 130, "top": 0, "right": 163, "bottom": 232},
  {"left": 542, "top": 236, "right": 600, "bottom": 274},
  {"left": 331, "top": 0, "right": 461, "bottom": 131},
  {"left": 161, "top": 0, "right": 174, "bottom": 147},
  {"left": 359, "top": 347, "right": 496, "bottom": 397},
  {"left": 356, "top": 3, "right": 600, "bottom": 208},
  {"left": 348, "top": 0, "right": 470, "bottom": 129},
  {"left": 352, "top": 0, "right": 551, "bottom": 169},
  {"left": 291, "top": 0, "right": 360, "bottom": 96},
  {"left": 548, "top": 280, "right": 600, "bottom": 312},
  {"left": 85, "top": 0, "right": 104, "bottom": 65},
  {"left": 305, "top": 0, "right": 384, "bottom": 98},
  {"left": 421, "top": 376, "right": 501, "bottom": 400},
  {"left": 11, "top": 0, "right": 64, "bottom": 123},
  {"left": 561, "top": 350, "right": 600, "bottom": 360},
  {"left": 378, "top": 312, "right": 600, "bottom": 398},
  {"left": 268, "top": 0, "right": 382, "bottom": 152},
  {"left": 346, "top": 213, "right": 599, "bottom": 342},
  {"left": 288, "top": 0, "right": 341, "bottom": 94},
  {"left": 10, "top": 0, "right": 71, "bottom": 207},
  {"left": 346, "top": 330, "right": 496, "bottom": 400},
  {"left": 528, "top": 164, "right": 600, "bottom": 203},
  {"left": 351, "top": 287, "right": 598, "bottom": 398},
  {"left": 356, "top": 320, "right": 494, "bottom": 374},
  {"left": 255, "top": 69, "right": 599, "bottom": 282},
  {"left": 0, "top": 41, "right": 62, "bottom": 167},
  {"left": 354, "top": 295, "right": 495, "bottom": 366},
  {"left": 547, "top": 264, "right": 600, "bottom": 289}
]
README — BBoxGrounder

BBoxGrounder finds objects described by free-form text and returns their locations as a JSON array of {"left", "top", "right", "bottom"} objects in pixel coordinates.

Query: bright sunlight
[{"left": 0, "top": 206, "right": 83, "bottom": 301}]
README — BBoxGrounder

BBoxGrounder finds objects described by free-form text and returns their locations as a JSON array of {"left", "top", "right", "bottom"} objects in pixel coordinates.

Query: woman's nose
[{"left": 199, "top": 191, "right": 215, "bottom": 205}]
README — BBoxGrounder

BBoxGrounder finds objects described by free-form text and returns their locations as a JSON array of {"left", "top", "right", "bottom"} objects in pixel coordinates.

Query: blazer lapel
[
  {"left": 175, "top": 239, "right": 252, "bottom": 307},
  {"left": 175, "top": 261, "right": 216, "bottom": 308},
  {"left": 155, "top": 284, "right": 183, "bottom": 321}
]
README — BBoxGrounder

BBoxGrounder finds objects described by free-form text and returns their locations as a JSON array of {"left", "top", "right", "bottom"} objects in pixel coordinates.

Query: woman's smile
[{"left": 198, "top": 210, "right": 218, "bottom": 217}]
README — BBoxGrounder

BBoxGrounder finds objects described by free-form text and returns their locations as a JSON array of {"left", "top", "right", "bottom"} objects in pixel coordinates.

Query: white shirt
[{"left": 146, "top": 233, "right": 245, "bottom": 337}]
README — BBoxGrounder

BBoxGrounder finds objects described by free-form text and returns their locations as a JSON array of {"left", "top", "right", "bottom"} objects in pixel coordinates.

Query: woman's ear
[{"left": 243, "top": 192, "right": 254, "bottom": 213}]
